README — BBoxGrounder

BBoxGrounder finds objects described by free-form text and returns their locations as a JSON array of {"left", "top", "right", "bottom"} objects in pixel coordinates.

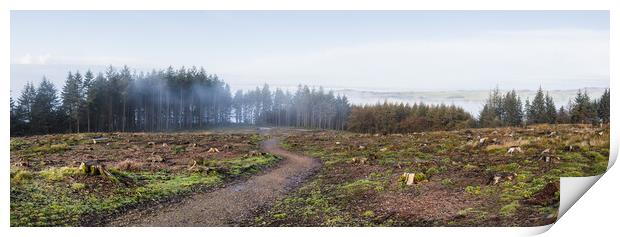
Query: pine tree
[
  {"left": 597, "top": 89, "right": 610, "bottom": 123},
  {"left": 529, "top": 87, "right": 547, "bottom": 124},
  {"left": 31, "top": 78, "right": 60, "bottom": 134},
  {"left": 10, "top": 97, "right": 21, "bottom": 136},
  {"left": 83, "top": 70, "right": 95, "bottom": 132},
  {"left": 478, "top": 87, "right": 503, "bottom": 127},
  {"left": 557, "top": 106, "right": 570, "bottom": 124},
  {"left": 502, "top": 90, "right": 523, "bottom": 126},
  {"left": 15, "top": 82, "right": 37, "bottom": 133},
  {"left": 232, "top": 90, "right": 244, "bottom": 123},
  {"left": 524, "top": 99, "right": 532, "bottom": 126},
  {"left": 544, "top": 92, "right": 557, "bottom": 124},
  {"left": 570, "top": 89, "right": 596, "bottom": 124},
  {"left": 61, "top": 71, "right": 83, "bottom": 133}
]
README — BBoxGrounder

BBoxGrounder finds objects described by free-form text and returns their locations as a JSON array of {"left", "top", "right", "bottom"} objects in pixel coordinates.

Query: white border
[{"left": 2, "top": 1, "right": 616, "bottom": 237}]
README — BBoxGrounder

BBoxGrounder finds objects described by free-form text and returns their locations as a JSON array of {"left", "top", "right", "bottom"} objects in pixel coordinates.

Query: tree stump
[
  {"left": 79, "top": 161, "right": 110, "bottom": 176},
  {"left": 79, "top": 161, "right": 134, "bottom": 185}
]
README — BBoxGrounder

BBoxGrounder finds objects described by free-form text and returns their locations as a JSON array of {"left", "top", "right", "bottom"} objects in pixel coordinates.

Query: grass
[
  {"left": 499, "top": 201, "right": 520, "bottom": 217},
  {"left": 11, "top": 153, "right": 279, "bottom": 226},
  {"left": 465, "top": 185, "right": 481, "bottom": 195},
  {"left": 341, "top": 179, "right": 383, "bottom": 196},
  {"left": 12, "top": 124, "right": 609, "bottom": 227},
  {"left": 11, "top": 146, "right": 280, "bottom": 226},
  {"left": 39, "top": 167, "right": 81, "bottom": 182},
  {"left": 10, "top": 168, "right": 33, "bottom": 185},
  {"left": 31, "top": 143, "right": 71, "bottom": 154},
  {"left": 253, "top": 124, "right": 608, "bottom": 227}
]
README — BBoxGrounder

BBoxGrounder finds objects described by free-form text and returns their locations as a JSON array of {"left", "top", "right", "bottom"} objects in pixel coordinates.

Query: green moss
[
  {"left": 32, "top": 143, "right": 70, "bottom": 154},
  {"left": 71, "top": 183, "right": 86, "bottom": 190},
  {"left": 263, "top": 125, "right": 609, "bottom": 226},
  {"left": 248, "top": 134, "right": 264, "bottom": 145},
  {"left": 499, "top": 201, "right": 520, "bottom": 217},
  {"left": 362, "top": 210, "right": 375, "bottom": 218},
  {"left": 10, "top": 139, "right": 29, "bottom": 151},
  {"left": 11, "top": 153, "right": 280, "bottom": 227},
  {"left": 136, "top": 172, "right": 222, "bottom": 197},
  {"left": 457, "top": 207, "right": 488, "bottom": 220},
  {"left": 39, "top": 167, "right": 81, "bottom": 182},
  {"left": 491, "top": 162, "right": 520, "bottom": 173},
  {"left": 516, "top": 171, "right": 533, "bottom": 182},
  {"left": 465, "top": 185, "right": 481, "bottom": 195},
  {"left": 463, "top": 164, "right": 478, "bottom": 171},
  {"left": 172, "top": 145, "right": 186, "bottom": 154},
  {"left": 224, "top": 154, "right": 281, "bottom": 176},
  {"left": 341, "top": 179, "right": 382, "bottom": 196},
  {"left": 273, "top": 213, "right": 287, "bottom": 219},
  {"left": 441, "top": 178, "right": 454, "bottom": 186},
  {"left": 561, "top": 152, "right": 587, "bottom": 162},
  {"left": 426, "top": 167, "right": 440, "bottom": 177},
  {"left": 585, "top": 151, "right": 609, "bottom": 174},
  {"left": 11, "top": 169, "right": 33, "bottom": 184},
  {"left": 414, "top": 173, "right": 427, "bottom": 182}
]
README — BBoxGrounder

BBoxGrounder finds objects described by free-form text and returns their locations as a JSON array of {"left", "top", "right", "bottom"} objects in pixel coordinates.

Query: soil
[
  {"left": 523, "top": 182, "right": 560, "bottom": 206},
  {"left": 106, "top": 133, "right": 321, "bottom": 226},
  {"left": 252, "top": 124, "right": 608, "bottom": 227}
]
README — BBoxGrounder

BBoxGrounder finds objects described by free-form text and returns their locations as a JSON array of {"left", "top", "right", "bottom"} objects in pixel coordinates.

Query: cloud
[
  {"left": 15, "top": 53, "right": 51, "bottom": 65},
  {"left": 12, "top": 54, "right": 142, "bottom": 66},
  {"left": 223, "top": 29, "right": 609, "bottom": 91}
]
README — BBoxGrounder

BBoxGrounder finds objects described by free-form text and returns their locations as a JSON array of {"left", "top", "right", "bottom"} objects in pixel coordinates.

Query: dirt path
[{"left": 107, "top": 135, "right": 320, "bottom": 226}]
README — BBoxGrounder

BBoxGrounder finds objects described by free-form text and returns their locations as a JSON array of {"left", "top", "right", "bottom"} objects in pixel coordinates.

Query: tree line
[
  {"left": 232, "top": 85, "right": 350, "bottom": 130},
  {"left": 331, "top": 86, "right": 609, "bottom": 134},
  {"left": 478, "top": 87, "right": 610, "bottom": 128},
  {"left": 10, "top": 66, "right": 352, "bottom": 136},
  {"left": 9, "top": 65, "right": 610, "bottom": 136},
  {"left": 347, "top": 102, "right": 475, "bottom": 134},
  {"left": 11, "top": 66, "right": 233, "bottom": 135}
]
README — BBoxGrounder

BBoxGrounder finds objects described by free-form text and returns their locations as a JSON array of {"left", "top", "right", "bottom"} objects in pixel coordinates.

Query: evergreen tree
[
  {"left": 232, "top": 90, "right": 244, "bottom": 123},
  {"left": 502, "top": 90, "right": 523, "bottom": 126},
  {"left": 347, "top": 102, "right": 474, "bottom": 133},
  {"left": 10, "top": 97, "right": 20, "bottom": 136},
  {"left": 83, "top": 70, "right": 95, "bottom": 132},
  {"left": 529, "top": 87, "right": 547, "bottom": 124},
  {"left": 61, "top": 71, "right": 83, "bottom": 132},
  {"left": 31, "top": 78, "right": 61, "bottom": 134},
  {"left": 524, "top": 99, "right": 532, "bottom": 125},
  {"left": 597, "top": 89, "right": 610, "bottom": 123},
  {"left": 15, "top": 82, "right": 37, "bottom": 134},
  {"left": 557, "top": 106, "right": 570, "bottom": 124},
  {"left": 478, "top": 87, "right": 503, "bottom": 127},
  {"left": 544, "top": 92, "right": 557, "bottom": 124},
  {"left": 570, "top": 89, "right": 596, "bottom": 124}
]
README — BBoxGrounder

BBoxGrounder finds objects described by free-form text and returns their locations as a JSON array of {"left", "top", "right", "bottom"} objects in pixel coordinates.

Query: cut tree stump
[
  {"left": 402, "top": 172, "right": 416, "bottom": 185},
  {"left": 79, "top": 161, "right": 134, "bottom": 185},
  {"left": 92, "top": 137, "right": 108, "bottom": 144},
  {"left": 79, "top": 161, "right": 112, "bottom": 176}
]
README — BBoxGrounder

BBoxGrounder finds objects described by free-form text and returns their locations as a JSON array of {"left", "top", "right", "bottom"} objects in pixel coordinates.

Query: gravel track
[{"left": 107, "top": 135, "right": 320, "bottom": 227}]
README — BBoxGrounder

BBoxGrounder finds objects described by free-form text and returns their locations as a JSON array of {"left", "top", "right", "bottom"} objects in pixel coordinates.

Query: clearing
[
  {"left": 253, "top": 124, "right": 609, "bottom": 227},
  {"left": 10, "top": 129, "right": 286, "bottom": 226},
  {"left": 10, "top": 124, "right": 609, "bottom": 227},
  {"left": 107, "top": 137, "right": 320, "bottom": 226}
]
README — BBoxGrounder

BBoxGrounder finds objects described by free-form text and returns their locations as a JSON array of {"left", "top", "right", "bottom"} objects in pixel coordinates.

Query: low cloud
[
  {"left": 225, "top": 29, "right": 609, "bottom": 91},
  {"left": 12, "top": 54, "right": 142, "bottom": 66},
  {"left": 15, "top": 53, "right": 52, "bottom": 65}
]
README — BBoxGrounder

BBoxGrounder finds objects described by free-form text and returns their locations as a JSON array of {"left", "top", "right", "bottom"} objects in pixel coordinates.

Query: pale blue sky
[{"left": 10, "top": 11, "right": 610, "bottom": 96}]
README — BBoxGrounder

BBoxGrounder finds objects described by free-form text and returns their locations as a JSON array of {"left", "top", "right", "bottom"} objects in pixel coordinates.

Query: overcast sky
[{"left": 10, "top": 11, "right": 609, "bottom": 96}]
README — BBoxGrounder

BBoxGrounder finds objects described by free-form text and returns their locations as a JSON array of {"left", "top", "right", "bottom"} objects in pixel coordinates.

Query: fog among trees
[{"left": 10, "top": 66, "right": 610, "bottom": 136}]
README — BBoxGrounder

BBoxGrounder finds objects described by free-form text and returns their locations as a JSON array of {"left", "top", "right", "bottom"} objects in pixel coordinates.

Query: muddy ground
[
  {"left": 10, "top": 128, "right": 281, "bottom": 226},
  {"left": 253, "top": 124, "right": 609, "bottom": 227},
  {"left": 10, "top": 124, "right": 609, "bottom": 227}
]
